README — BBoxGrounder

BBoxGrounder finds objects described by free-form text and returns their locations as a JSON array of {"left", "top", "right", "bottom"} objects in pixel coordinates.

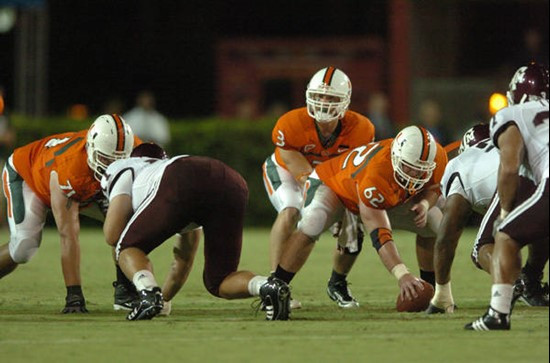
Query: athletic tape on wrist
[{"left": 391, "top": 264, "right": 409, "bottom": 280}]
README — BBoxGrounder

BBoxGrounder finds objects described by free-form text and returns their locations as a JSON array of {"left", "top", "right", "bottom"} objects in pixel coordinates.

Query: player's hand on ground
[
  {"left": 398, "top": 274, "right": 424, "bottom": 301},
  {"left": 62, "top": 294, "right": 89, "bottom": 313}
]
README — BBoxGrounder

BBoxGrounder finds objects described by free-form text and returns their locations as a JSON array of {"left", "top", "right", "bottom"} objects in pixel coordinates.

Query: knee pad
[{"left": 10, "top": 238, "right": 40, "bottom": 264}]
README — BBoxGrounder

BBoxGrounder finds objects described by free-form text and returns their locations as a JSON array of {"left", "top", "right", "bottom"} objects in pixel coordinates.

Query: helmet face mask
[
  {"left": 506, "top": 62, "right": 549, "bottom": 106},
  {"left": 86, "top": 114, "right": 134, "bottom": 181},
  {"left": 306, "top": 67, "right": 351, "bottom": 123},
  {"left": 391, "top": 126, "right": 437, "bottom": 194}
]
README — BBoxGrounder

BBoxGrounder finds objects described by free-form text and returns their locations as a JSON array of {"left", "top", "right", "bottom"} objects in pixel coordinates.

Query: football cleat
[
  {"left": 259, "top": 277, "right": 291, "bottom": 321},
  {"left": 425, "top": 303, "right": 456, "bottom": 314},
  {"left": 126, "top": 287, "right": 164, "bottom": 321},
  {"left": 465, "top": 307, "right": 510, "bottom": 331},
  {"left": 113, "top": 281, "right": 140, "bottom": 311},
  {"left": 513, "top": 277, "right": 549, "bottom": 307},
  {"left": 327, "top": 280, "right": 359, "bottom": 308}
]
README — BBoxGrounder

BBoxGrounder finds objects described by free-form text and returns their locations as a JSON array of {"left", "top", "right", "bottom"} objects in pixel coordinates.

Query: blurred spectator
[
  {"left": 365, "top": 92, "right": 396, "bottom": 140},
  {"left": 103, "top": 97, "right": 125, "bottom": 115},
  {"left": 123, "top": 90, "right": 171, "bottom": 147},
  {"left": 417, "top": 99, "right": 450, "bottom": 145},
  {"left": 234, "top": 95, "right": 258, "bottom": 121},
  {"left": 0, "top": 86, "right": 16, "bottom": 226},
  {"left": 513, "top": 28, "right": 549, "bottom": 69}
]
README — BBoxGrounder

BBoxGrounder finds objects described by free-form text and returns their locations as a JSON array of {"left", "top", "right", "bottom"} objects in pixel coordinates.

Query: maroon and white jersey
[
  {"left": 441, "top": 141, "right": 498, "bottom": 215},
  {"left": 101, "top": 155, "right": 188, "bottom": 210},
  {"left": 490, "top": 99, "right": 549, "bottom": 183}
]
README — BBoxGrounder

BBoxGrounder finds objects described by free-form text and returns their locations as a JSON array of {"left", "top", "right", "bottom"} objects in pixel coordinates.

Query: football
[{"left": 396, "top": 280, "right": 434, "bottom": 312}]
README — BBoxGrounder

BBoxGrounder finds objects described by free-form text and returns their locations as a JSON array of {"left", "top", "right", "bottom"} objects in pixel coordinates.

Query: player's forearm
[
  {"left": 497, "top": 168, "right": 519, "bottom": 212},
  {"left": 60, "top": 236, "right": 82, "bottom": 286},
  {"left": 377, "top": 241, "right": 406, "bottom": 273},
  {"left": 433, "top": 232, "right": 460, "bottom": 284},
  {"left": 279, "top": 148, "right": 313, "bottom": 181}
]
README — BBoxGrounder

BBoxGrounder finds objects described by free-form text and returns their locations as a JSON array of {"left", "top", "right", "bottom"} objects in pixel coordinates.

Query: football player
[
  {"left": 466, "top": 62, "right": 549, "bottom": 331},
  {"left": 428, "top": 124, "right": 548, "bottom": 315},
  {"left": 262, "top": 66, "right": 376, "bottom": 308},
  {"left": 271, "top": 126, "right": 447, "bottom": 302},
  {"left": 0, "top": 114, "right": 136, "bottom": 313},
  {"left": 101, "top": 143, "right": 290, "bottom": 321}
]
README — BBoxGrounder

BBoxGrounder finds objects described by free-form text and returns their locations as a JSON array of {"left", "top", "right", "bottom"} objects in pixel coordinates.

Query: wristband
[
  {"left": 500, "top": 209, "right": 509, "bottom": 219},
  {"left": 391, "top": 263, "right": 409, "bottom": 280},
  {"left": 370, "top": 228, "right": 393, "bottom": 251}
]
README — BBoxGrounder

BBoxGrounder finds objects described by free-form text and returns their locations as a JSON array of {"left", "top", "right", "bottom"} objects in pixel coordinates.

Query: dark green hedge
[{"left": 11, "top": 115, "right": 278, "bottom": 226}]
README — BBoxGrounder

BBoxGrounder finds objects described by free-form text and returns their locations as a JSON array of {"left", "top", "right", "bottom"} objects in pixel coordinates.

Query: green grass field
[{"left": 0, "top": 227, "right": 548, "bottom": 363}]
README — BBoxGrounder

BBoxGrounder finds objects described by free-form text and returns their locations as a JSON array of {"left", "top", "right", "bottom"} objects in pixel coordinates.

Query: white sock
[
  {"left": 490, "top": 284, "right": 513, "bottom": 314},
  {"left": 247, "top": 275, "right": 268, "bottom": 296},
  {"left": 132, "top": 270, "right": 158, "bottom": 291},
  {"left": 431, "top": 282, "right": 454, "bottom": 308}
]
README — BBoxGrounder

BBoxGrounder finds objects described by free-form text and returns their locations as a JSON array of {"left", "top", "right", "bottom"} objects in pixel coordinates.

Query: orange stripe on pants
[{"left": 2, "top": 169, "right": 12, "bottom": 218}]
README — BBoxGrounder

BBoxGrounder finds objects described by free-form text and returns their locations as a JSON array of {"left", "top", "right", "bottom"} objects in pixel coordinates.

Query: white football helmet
[
  {"left": 391, "top": 126, "right": 437, "bottom": 194},
  {"left": 306, "top": 66, "right": 351, "bottom": 123},
  {"left": 86, "top": 114, "right": 134, "bottom": 181}
]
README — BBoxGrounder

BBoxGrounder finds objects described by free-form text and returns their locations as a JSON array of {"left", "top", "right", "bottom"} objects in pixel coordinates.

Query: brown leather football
[{"left": 396, "top": 280, "right": 434, "bottom": 312}]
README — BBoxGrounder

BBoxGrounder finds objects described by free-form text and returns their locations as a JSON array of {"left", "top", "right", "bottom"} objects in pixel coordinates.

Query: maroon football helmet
[
  {"left": 459, "top": 123, "right": 491, "bottom": 154},
  {"left": 131, "top": 142, "right": 168, "bottom": 159},
  {"left": 507, "top": 62, "right": 549, "bottom": 105}
]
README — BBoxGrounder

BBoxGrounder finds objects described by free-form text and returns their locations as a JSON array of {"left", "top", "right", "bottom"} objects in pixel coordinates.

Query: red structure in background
[{"left": 216, "top": 37, "right": 386, "bottom": 119}]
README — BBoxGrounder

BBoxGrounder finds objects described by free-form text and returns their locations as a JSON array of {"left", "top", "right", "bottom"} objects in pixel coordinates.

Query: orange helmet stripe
[
  {"left": 112, "top": 114, "right": 125, "bottom": 152},
  {"left": 418, "top": 126, "right": 431, "bottom": 161},
  {"left": 322, "top": 66, "right": 336, "bottom": 85}
]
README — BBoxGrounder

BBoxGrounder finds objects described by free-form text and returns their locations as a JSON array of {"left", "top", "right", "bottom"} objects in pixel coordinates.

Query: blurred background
[{"left": 0, "top": 0, "right": 548, "bottom": 225}]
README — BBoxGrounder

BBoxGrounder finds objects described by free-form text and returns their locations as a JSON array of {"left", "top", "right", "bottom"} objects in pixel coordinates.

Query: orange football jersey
[
  {"left": 315, "top": 139, "right": 448, "bottom": 214},
  {"left": 12, "top": 131, "right": 142, "bottom": 207},
  {"left": 272, "top": 107, "right": 375, "bottom": 169},
  {"left": 444, "top": 140, "right": 461, "bottom": 156}
]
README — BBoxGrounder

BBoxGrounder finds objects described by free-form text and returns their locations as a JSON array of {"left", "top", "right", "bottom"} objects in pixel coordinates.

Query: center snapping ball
[{"left": 396, "top": 279, "right": 434, "bottom": 312}]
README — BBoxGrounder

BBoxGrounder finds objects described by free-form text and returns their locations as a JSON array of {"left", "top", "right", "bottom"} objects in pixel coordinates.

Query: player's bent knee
[
  {"left": 203, "top": 272, "right": 222, "bottom": 298},
  {"left": 10, "top": 239, "right": 40, "bottom": 264}
]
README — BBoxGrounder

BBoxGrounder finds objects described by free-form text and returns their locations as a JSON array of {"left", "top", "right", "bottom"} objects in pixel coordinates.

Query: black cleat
[
  {"left": 327, "top": 280, "right": 359, "bottom": 308},
  {"left": 259, "top": 277, "right": 291, "bottom": 321},
  {"left": 426, "top": 303, "right": 457, "bottom": 314},
  {"left": 513, "top": 277, "right": 549, "bottom": 307},
  {"left": 126, "top": 287, "right": 164, "bottom": 321},
  {"left": 465, "top": 307, "right": 510, "bottom": 331},
  {"left": 113, "top": 281, "right": 140, "bottom": 311}
]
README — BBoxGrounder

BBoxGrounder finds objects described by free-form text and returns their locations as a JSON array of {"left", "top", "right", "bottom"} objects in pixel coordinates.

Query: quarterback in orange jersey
[
  {"left": 262, "top": 66, "right": 375, "bottom": 308},
  {"left": 271, "top": 126, "right": 448, "bottom": 302},
  {"left": 0, "top": 114, "right": 137, "bottom": 313}
]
